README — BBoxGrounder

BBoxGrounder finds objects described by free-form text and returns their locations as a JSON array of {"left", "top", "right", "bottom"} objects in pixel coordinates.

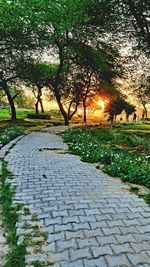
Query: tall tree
[
  {"left": 0, "top": 0, "right": 41, "bottom": 120},
  {"left": 133, "top": 75, "right": 150, "bottom": 119},
  {"left": 120, "top": 0, "right": 150, "bottom": 49},
  {"left": 20, "top": 62, "right": 55, "bottom": 114},
  {"left": 73, "top": 43, "right": 119, "bottom": 123},
  {"left": 104, "top": 96, "right": 126, "bottom": 127},
  {"left": 32, "top": 0, "right": 121, "bottom": 125},
  {"left": 124, "top": 102, "right": 136, "bottom": 122}
]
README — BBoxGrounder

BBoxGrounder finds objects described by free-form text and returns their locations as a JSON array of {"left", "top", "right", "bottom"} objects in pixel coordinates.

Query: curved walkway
[{"left": 5, "top": 131, "right": 150, "bottom": 267}]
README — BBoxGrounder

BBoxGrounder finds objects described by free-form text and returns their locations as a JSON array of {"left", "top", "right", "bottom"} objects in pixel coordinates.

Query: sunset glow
[
  {"left": 93, "top": 99, "right": 106, "bottom": 109},
  {"left": 97, "top": 99, "right": 105, "bottom": 109}
]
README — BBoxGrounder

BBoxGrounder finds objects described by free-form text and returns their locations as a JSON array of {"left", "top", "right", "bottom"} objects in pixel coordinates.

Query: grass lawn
[
  {"left": 63, "top": 126, "right": 150, "bottom": 201},
  {"left": 0, "top": 107, "right": 65, "bottom": 138},
  {"left": 0, "top": 107, "right": 63, "bottom": 120},
  {"left": 0, "top": 108, "right": 35, "bottom": 120},
  {"left": 121, "top": 123, "right": 150, "bottom": 131}
]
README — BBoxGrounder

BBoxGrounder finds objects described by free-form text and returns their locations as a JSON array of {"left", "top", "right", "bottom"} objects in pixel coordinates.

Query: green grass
[
  {"left": 0, "top": 160, "right": 26, "bottom": 267},
  {"left": 0, "top": 108, "right": 35, "bottom": 120},
  {"left": 121, "top": 124, "right": 150, "bottom": 131},
  {"left": 63, "top": 127, "right": 150, "bottom": 189},
  {"left": 0, "top": 107, "right": 62, "bottom": 120},
  {"left": 0, "top": 125, "right": 23, "bottom": 147}
]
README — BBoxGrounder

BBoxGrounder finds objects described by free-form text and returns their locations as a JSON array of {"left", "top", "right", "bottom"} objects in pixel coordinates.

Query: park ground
[{"left": 0, "top": 108, "right": 150, "bottom": 266}]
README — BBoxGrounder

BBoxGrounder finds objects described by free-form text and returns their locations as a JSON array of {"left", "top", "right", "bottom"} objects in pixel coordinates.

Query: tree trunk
[
  {"left": 55, "top": 93, "right": 69, "bottom": 125},
  {"left": 110, "top": 119, "right": 114, "bottom": 133},
  {"left": 4, "top": 85, "right": 17, "bottom": 121},
  {"left": 53, "top": 51, "right": 69, "bottom": 125},
  {"left": 143, "top": 105, "right": 148, "bottom": 119},
  {"left": 37, "top": 86, "right": 44, "bottom": 113},
  {"left": 83, "top": 100, "right": 87, "bottom": 123},
  {"left": 35, "top": 101, "right": 39, "bottom": 115},
  {"left": 39, "top": 99, "right": 44, "bottom": 113},
  {"left": 68, "top": 100, "right": 79, "bottom": 121}
]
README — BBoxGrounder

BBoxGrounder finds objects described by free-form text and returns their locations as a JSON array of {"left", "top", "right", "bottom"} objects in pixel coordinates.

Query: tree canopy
[{"left": 0, "top": 0, "right": 149, "bottom": 123}]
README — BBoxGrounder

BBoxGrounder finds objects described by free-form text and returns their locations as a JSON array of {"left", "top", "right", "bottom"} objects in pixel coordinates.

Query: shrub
[
  {"left": 103, "top": 156, "right": 150, "bottom": 188},
  {"left": 52, "top": 121, "right": 64, "bottom": 126},
  {"left": 27, "top": 113, "right": 50, "bottom": 119},
  {"left": 63, "top": 127, "right": 150, "bottom": 189},
  {"left": 91, "top": 129, "right": 112, "bottom": 143},
  {"left": 126, "top": 134, "right": 143, "bottom": 146},
  {"left": 0, "top": 126, "right": 23, "bottom": 147}
]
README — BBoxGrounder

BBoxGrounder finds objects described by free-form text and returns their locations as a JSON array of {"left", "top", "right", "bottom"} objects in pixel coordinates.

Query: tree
[
  {"left": 68, "top": 43, "right": 119, "bottom": 123},
  {"left": 20, "top": 62, "right": 55, "bottom": 114},
  {"left": 60, "top": 76, "right": 81, "bottom": 121},
  {"left": 120, "top": 0, "right": 150, "bottom": 50},
  {"left": 12, "top": 88, "right": 35, "bottom": 109},
  {"left": 104, "top": 96, "right": 125, "bottom": 127},
  {"left": 29, "top": 0, "right": 121, "bottom": 125},
  {"left": 124, "top": 102, "right": 136, "bottom": 121},
  {"left": 134, "top": 79, "right": 150, "bottom": 119},
  {"left": 0, "top": 0, "right": 40, "bottom": 120}
]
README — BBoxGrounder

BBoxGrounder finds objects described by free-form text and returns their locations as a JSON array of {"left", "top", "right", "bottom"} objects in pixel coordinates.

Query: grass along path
[
  {"left": 0, "top": 160, "right": 26, "bottom": 267},
  {"left": 63, "top": 127, "right": 150, "bottom": 203},
  {"left": 0, "top": 142, "right": 51, "bottom": 267}
]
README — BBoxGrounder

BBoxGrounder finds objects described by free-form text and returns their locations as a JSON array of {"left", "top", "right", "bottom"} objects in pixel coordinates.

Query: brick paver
[{"left": 5, "top": 131, "right": 150, "bottom": 266}]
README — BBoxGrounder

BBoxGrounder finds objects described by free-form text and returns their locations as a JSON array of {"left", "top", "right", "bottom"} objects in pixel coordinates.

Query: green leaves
[{"left": 0, "top": 126, "right": 23, "bottom": 147}]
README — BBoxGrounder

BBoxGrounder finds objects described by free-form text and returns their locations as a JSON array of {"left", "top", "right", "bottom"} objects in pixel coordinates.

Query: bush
[
  {"left": 91, "top": 129, "right": 112, "bottom": 143},
  {"left": 63, "top": 126, "right": 150, "bottom": 189},
  {"left": 27, "top": 113, "right": 50, "bottom": 119},
  {"left": 0, "top": 126, "right": 23, "bottom": 147},
  {"left": 103, "top": 155, "right": 150, "bottom": 188},
  {"left": 52, "top": 121, "right": 64, "bottom": 126},
  {"left": 126, "top": 134, "right": 142, "bottom": 146}
]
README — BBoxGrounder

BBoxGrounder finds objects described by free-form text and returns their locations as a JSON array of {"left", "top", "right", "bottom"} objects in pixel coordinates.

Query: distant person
[{"left": 133, "top": 112, "right": 137, "bottom": 123}]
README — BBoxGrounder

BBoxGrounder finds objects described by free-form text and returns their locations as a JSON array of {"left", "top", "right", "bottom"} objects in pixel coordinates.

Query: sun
[{"left": 97, "top": 99, "right": 105, "bottom": 109}]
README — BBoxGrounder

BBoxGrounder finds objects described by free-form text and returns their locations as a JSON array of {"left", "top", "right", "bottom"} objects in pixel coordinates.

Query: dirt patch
[{"left": 39, "top": 148, "right": 67, "bottom": 154}]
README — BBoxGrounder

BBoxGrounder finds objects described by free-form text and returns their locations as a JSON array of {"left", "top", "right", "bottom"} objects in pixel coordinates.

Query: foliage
[
  {"left": 124, "top": 102, "right": 136, "bottom": 117},
  {"left": 5, "top": 243, "right": 26, "bottom": 267},
  {"left": 20, "top": 62, "right": 58, "bottom": 89},
  {"left": 14, "top": 90, "right": 35, "bottom": 109},
  {"left": 63, "top": 127, "right": 150, "bottom": 189},
  {"left": 125, "top": 135, "right": 143, "bottom": 147},
  {"left": 0, "top": 161, "right": 26, "bottom": 267},
  {"left": 27, "top": 113, "right": 50, "bottom": 119},
  {"left": 0, "top": 0, "right": 40, "bottom": 120},
  {"left": 104, "top": 156, "right": 150, "bottom": 188},
  {"left": 104, "top": 96, "right": 125, "bottom": 122},
  {"left": 51, "top": 121, "right": 64, "bottom": 126},
  {"left": 0, "top": 126, "right": 23, "bottom": 147},
  {"left": 122, "top": 124, "right": 150, "bottom": 131},
  {"left": 104, "top": 96, "right": 137, "bottom": 124},
  {"left": 132, "top": 74, "right": 150, "bottom": 118},
  {"left": 130, "top": 186, "right": 139, "bottom": 193},
  {"left": 119, "top": 0, "right": 150, "bottom": 50}
]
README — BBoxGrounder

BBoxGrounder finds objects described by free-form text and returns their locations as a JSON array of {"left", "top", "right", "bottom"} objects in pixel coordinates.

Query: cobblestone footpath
[{"left": 4, "top": 132, "right": 150, "bottom": 267}]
